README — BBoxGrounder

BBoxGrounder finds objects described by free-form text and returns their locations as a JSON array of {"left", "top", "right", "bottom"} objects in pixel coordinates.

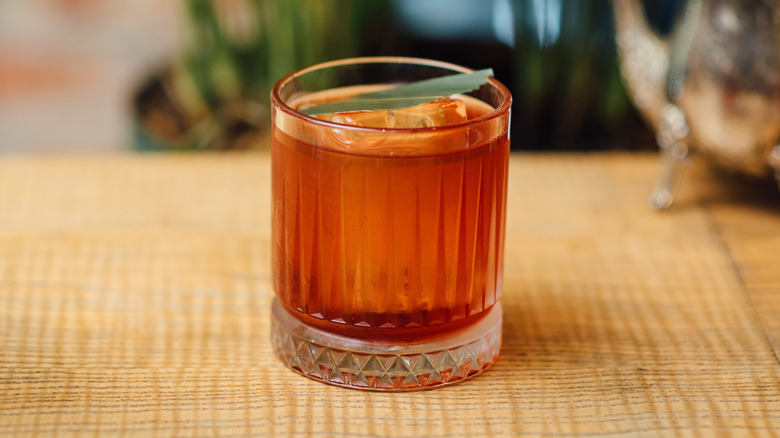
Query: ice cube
[
  {"left": 392, "top": 98, "right": 468, "bottom": 128},
  {"left": 304, "top": 99, "right": 470, "bottom": 155},
  {"left": 316, "top": 98, "right": 468, "bottom": 129}
]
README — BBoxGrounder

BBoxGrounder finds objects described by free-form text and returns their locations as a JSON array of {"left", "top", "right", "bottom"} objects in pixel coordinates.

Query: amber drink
[{"left": 270, "top": 58, "right": 511, "bottom": 390}]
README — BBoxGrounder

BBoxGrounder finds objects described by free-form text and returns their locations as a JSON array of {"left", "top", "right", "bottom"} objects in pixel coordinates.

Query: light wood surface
[{"left": 1, "top": 152, "right": 779, "bottom": 437}]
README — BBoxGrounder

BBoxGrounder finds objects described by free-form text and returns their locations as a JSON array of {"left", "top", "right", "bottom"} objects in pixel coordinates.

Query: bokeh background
[{"left": 0, "top": 0, "right": 682, "bottom": 154}]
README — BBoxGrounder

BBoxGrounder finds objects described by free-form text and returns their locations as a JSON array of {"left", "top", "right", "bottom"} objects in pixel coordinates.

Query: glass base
[{"left": 271, "top": 298, "right": 502, "bottom": 391}]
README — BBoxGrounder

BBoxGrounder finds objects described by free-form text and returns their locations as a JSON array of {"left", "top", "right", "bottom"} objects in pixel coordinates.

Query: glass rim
[{"left": 270, "top": 56, "right": 513, "bottom": 134}]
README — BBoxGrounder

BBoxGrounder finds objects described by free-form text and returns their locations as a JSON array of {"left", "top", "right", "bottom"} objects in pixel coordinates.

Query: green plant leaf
[{"left": 300, "top": 69, "right": 493, "bottom": 115}]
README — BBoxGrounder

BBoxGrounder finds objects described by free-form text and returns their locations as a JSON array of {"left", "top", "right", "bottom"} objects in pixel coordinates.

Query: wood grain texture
[
  {"left": 687, "top": 164, "right": 780, "bottom": 364},
  {"left": 1, "top": 153, "right": 779, "bottom": 437}
]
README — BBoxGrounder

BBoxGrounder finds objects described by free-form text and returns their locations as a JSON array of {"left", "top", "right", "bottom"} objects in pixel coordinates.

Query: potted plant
[{"left": 133, "top": 0, "right": 384, "bottom": 151}]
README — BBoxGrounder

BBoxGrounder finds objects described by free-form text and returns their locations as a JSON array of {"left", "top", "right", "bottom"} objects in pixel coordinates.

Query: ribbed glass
[
  {"left": 270, "top": 58, "right": 511, "bottom": 337},
  {"left": 272, "top": 130, "right": 508, "bottom": 331}
]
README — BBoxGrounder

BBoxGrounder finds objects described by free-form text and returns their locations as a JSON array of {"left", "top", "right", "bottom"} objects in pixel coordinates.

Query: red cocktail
[{"left": 270, "top": 58, "right": 511, "bottom": 390}]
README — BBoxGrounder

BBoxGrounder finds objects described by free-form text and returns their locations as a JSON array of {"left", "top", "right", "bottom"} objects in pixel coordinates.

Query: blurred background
[{"left": 0, "top": 0, "right": 682, "bottom": 154}]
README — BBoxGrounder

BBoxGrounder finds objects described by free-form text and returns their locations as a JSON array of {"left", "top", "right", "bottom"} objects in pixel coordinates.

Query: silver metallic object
[{"left": 613, "top": 0, "right": 780, "bottom": 209}]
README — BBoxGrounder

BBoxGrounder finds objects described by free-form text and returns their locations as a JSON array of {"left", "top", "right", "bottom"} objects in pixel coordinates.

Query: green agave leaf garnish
[{"left": 299, "top": 69, "right": 493, "bottom": 115}]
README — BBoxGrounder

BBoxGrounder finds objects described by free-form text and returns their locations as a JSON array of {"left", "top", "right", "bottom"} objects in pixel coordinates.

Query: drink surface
[{"left": 272, "top": 87, "right": 509, "bottom": 337}]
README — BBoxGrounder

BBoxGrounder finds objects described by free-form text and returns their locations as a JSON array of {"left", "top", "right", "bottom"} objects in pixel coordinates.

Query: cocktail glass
[{"left": 270, "top": 57, "right": 512, "bottom": 390}]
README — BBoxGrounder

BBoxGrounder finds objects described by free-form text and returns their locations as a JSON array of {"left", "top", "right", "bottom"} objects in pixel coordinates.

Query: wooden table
[{"left": 1, "top": 152, "right": 779, "bottom": 437}]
